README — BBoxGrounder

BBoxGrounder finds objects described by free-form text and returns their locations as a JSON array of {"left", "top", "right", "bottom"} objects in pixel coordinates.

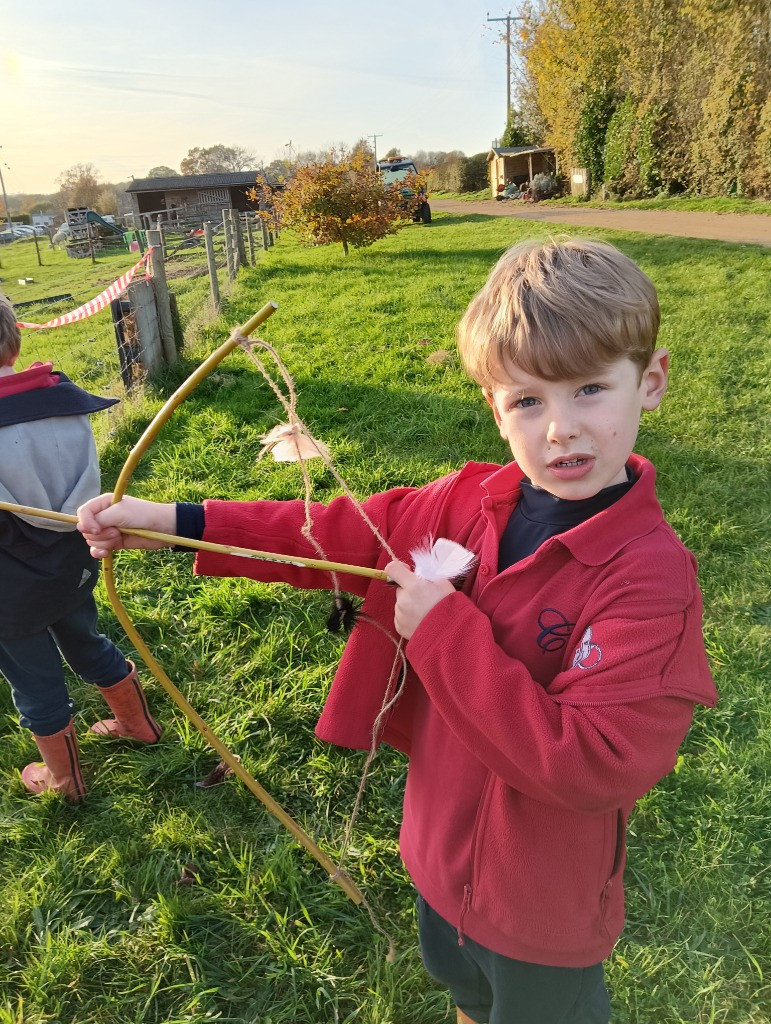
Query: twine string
[{"left": 233, "top": 330, "right": 411, "bottom": 957}]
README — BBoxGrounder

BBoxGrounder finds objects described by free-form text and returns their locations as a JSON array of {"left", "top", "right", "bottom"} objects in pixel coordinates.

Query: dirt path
[{"left": 431, "top": 199, "right": 771, "bottom": 247}]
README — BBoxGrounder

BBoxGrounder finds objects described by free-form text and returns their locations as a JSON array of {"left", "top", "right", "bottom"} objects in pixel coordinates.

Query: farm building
[
  {"left": 124, "top": 171, "right": 275, "bottom": 228},
  {"left": 487, "top": 146, "right": 557, "bottom": 195}
]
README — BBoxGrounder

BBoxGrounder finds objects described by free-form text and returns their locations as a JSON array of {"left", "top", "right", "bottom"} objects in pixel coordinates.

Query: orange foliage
[{"left": 249, "top": 149, "right": 429, "bottom": 255}]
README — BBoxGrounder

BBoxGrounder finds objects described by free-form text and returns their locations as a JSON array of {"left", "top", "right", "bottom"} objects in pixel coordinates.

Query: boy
[
  {"left": 78, "top": 239, "right": 717, "bottom": 1023},
  {"left": 0, "top": 296, "right": 161, "bottom": 803}
]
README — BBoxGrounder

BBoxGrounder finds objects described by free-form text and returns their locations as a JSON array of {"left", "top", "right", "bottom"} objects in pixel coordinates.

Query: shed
[
  {"left": 487, "top": 147, "right": 557, "bottom": 196},
  {"left": 125, "top": 171, "right": 276, "bottom": 228}
]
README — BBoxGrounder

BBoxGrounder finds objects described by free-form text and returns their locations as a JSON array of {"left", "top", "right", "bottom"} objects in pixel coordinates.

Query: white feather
[{"left": 410, "top": 537, "right": 476, "bottom": 582}]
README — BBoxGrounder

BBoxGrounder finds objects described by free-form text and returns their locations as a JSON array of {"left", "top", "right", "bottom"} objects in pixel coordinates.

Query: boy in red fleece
[
  {"left": 78, "top": 240, "right": 717, "bottom": 1024},
  {"left": 0, "top": 296, "right": 161, "bottom": 802}
]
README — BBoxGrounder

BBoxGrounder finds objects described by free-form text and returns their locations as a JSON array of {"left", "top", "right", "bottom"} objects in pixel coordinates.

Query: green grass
[
  {"left": 541, "top": 195, "right": 771, "bottom": 216},
  {"left": 1, "top": 214, "right": 769, "bottom": 1023},
  {"left": 431, "top": 191, "right": 771, "bottom": 215}
]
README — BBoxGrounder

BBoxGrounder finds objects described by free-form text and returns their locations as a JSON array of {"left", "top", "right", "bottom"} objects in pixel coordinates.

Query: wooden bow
[{"left": 101, "top": 300, "right": 364, "bottom": 904}]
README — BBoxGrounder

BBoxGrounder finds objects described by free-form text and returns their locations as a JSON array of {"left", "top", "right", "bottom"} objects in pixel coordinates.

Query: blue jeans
[
  {"left": 417, "top": 895, "right": 611, "bottom": 1024},
  {"left": 0, "top": 594, "right": 130, "bottom": 736}
]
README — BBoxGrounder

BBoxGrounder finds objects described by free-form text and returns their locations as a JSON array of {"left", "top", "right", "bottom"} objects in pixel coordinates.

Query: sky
[{"left": 1, "top": 0, "right": 512, "bottom": 195}]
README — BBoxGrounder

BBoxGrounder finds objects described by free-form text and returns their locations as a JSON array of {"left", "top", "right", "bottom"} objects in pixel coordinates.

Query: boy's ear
[{"left": 641, "top": 348, "right": 669, "bottom": 411}]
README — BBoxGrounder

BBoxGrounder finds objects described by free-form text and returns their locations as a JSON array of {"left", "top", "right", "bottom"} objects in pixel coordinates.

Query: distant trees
[
  {"left": 180, "top": 145, "right": 257, "bottom": 175},
  {"left": 250, "top": 147, "right": 428, "bottom": 255},
  {"left": 518, "top": 0, "right": 771, "bottom": 197},
  {"left": 146, "top": 165, "right": 178, "bottom": 178},
  {"left": 55, "top": 164, "right": 103, "bottom": 210}
]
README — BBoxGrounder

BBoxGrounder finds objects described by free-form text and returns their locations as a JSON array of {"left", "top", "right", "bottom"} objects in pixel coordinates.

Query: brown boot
[
  {"left": 91, "top": 661, "right": 162, "bottom": 743},
  {"left": 21, "top": 720, "right": 86, "bottom": 801}
]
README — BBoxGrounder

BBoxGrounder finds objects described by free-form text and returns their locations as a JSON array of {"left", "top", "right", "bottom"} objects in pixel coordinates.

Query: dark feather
[{"left": 326, "top": 595, "right": 361, "bottom": 633}]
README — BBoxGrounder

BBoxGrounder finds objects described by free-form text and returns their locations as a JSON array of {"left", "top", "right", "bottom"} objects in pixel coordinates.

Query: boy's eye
[
  {"left": 578, "top": 384, "right": 602, "bottom": 396},
  {"left": 515, "top": 396, "right": 538, "bottom": 409}
]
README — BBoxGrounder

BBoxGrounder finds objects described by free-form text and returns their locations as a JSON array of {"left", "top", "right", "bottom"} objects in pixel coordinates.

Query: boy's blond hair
[
  {"left": 0, "top": 295, "right": 21, "bottom": 366},
  {"left": 457, "top": 238, "right": 660, "bottom": 387}
]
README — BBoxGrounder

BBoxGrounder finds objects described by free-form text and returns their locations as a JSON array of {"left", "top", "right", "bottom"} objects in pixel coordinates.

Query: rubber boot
[
  {"left": 90, "top": 661, "right": 162, "bottom": 743},
  {"left": 21, "top": 720, "right": 86, "bottom": 801}
]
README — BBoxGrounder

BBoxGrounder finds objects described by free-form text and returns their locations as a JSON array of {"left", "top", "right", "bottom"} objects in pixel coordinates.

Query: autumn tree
[
  {"left": 56, "top": 163, "right": 103, "bottom": 209},
  {"left": 250, "top": 148, "right": 428, "bottom": 255},
  {"left": 518, "top": 0, "right": 770, "bottom": 197},
  {"left": 180, "top": 144, "right": 257, "bottom": 175}
]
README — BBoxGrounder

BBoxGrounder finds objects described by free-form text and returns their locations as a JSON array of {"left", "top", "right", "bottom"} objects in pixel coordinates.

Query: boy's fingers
[
  {"left": 384, "top": 560, "right": 414, "bottom": 587},
  {"left": 76, "top": 493, "right": 115, "bottom": 532}
]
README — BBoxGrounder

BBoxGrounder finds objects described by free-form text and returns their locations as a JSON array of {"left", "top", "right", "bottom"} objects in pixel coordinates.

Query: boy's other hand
[
  {"left": 77, "top": 495, "right": 177, "bottom": 557},
  {"left": 386, "top": 560, "right": 455, "bottom": 640}
]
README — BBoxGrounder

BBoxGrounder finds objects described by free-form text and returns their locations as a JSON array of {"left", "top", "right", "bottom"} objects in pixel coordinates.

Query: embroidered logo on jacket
[
  {"left": 536, "top": 608, "right": 575, "bottom": 653},
  {"left": 571, "top": 625, "right": 603, "bottom": 670}
]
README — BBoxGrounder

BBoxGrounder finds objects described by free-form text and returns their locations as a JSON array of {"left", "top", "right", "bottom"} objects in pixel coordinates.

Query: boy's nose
[{"left": 546, "top": 414, "right": 580, "bottom": 445}]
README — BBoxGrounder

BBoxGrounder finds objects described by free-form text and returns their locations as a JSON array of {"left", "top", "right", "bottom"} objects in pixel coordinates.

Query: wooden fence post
[
  {"left": 230, "top": 207, "right": 244, "bottom": 270},
  {"left": 261, "top": 216, "right": 270, "bottom": 251},
  {"left": 155, "top": 217, "right": 166, "bottom": 261},
  {"left": 234, "top": 211, "right": 247, "bottom": 267},
  {"left": 222, "top": 209, "right": 236, "bottom": 281},
  {"left": 127, "top": 279, "right": 164, "bottom": 376},
  {"left": 203, "top": 221, "right": 220, "bottom": 312},
  {"left": 146, "top": 228, "right": 177, "bottom": 365},
  {"left": 245, "top": 215, "right": 256, "bottom": 265},
  {"left": 230, "top": 208, "right": 241, "bottom": 274}
]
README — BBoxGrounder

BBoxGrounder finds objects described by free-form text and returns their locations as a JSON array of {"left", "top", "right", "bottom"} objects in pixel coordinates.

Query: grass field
[
  {"left": 431, "top": 191, "right": 771, "bottom": 215},
  {"left": 0, "top": 214, "right": 769, "bottom": 1023}
]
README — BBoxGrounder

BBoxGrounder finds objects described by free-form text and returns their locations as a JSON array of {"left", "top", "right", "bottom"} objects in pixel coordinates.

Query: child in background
[
  {"left": 0, "top": 296, "right": 161, "bottom": 802},
  {"left": 78, "top": 240, "right": 717, "bottom": 1024}
]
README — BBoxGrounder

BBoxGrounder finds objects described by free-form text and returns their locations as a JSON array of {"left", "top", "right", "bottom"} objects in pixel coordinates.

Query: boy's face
[{"left": 485, "top": 351, "right": 669, "bottom": 500}]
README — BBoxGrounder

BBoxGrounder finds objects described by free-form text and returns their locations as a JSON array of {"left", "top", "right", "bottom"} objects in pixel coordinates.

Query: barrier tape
[{"left": 16, "top": 248, "right": 157, "bottom": 330}]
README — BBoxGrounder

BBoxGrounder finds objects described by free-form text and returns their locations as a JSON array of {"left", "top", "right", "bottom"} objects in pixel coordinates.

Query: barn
[{"left": 124, "top": 171, "right": 273, "bottom": 228}]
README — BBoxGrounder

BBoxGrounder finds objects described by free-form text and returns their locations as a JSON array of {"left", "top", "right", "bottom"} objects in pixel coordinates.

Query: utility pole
[
  {"left": 285, "top": 140, "right": 293, "bottom": 165},
  {"left": 368, "top": 133, "right": 382, "bottom": 169},
  {"left": 487, "top": 11, "right": 524, "bottom": 119},
  {"left": 0, "top": 148, "right": 14, "bottom": 235}
]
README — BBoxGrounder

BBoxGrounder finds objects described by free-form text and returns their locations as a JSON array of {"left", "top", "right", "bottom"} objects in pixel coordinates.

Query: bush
[
  {"left": 575, "top": 86, "right": 616, "bottom": 190},
  {"left": 431, "top": 156, "right": 465, "bottom": 192},
  {"left": 604, "top": 94, "right": 637, "bottom": 185},
  {"left": 460, "top": 153, "right": 489, "bottom": 192},
  {"left": 530, "top": 173, "right": 561, "bottom": 200}
]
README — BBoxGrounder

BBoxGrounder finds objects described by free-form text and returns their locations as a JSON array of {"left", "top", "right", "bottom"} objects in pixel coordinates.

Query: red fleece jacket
[{"left": 195, "top": 455, "right": 717, "bottom": 967}]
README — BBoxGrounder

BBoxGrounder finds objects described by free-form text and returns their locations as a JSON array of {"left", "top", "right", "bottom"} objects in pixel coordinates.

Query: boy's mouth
[{"left": 547, "top": 454, "right": 595, "bottom": 480}]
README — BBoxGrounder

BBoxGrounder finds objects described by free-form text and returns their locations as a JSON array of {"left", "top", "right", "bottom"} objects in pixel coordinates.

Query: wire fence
[{"left": 7, "top": 207, "right": 276, "bottom": 417}]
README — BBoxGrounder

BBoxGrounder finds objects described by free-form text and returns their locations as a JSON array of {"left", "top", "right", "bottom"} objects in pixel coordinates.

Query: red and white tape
[{"left": 16, "top": 248, "right": 157, "bottom": 331}]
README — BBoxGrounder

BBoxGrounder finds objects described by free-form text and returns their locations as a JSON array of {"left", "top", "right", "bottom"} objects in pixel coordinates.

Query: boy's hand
[
  {"left": 386, "top": 560, "right": 455, "bottom": 640},
  {"left": 77, "top": 495, "right": 177, "bottom": 557}
]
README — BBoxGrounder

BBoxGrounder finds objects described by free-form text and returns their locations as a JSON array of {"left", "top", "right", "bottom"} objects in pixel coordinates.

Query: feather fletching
[{"left": 410, "top": 537, "right": 476, "bottom": 582}]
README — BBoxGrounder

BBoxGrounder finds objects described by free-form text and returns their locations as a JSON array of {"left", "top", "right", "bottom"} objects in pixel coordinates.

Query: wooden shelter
[
  {"left": 487, "top": 147, "right": 557, "bottom": 196},
  {"left": 125, "top": 171, "right": 276, "bottom": 228}
]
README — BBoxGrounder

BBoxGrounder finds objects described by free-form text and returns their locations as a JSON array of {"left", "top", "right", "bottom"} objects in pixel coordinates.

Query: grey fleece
[{"left": 0, "top": 415, "right": 101, "bottom": 532}]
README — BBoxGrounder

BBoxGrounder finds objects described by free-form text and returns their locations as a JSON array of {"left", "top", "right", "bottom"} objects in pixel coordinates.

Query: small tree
[
  {"left": 147, "top": 165, "right": 179, "bottom": 178},
  {"left": 56, "top": 163, "right": 103, "bottom": 210},
  {"left": 250, "top": 149, "right": 428, "bottom": 256},
  {"left": 501, "top": 107, "right": 534, "bottom": 148},
  {"left": 181, "top": 144, "right": 256, "bottom": 175}
]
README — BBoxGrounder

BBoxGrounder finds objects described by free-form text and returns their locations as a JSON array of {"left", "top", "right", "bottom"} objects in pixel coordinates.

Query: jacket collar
[{"left": 481, "top": 454, "right": 663, "bottom": 566}]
